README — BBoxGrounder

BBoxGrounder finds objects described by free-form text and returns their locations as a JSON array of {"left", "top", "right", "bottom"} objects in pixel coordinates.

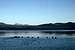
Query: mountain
[{"left": 0, "top": 22, "right": 75, "bottom": 30}]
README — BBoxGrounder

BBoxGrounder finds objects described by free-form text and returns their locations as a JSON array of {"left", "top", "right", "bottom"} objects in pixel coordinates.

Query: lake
[
  {"left": 0, "top": 30, "right": 75, "bottom": 38},
  {"left": 0, "top": 30, "right": 75, "bottom": 50}
]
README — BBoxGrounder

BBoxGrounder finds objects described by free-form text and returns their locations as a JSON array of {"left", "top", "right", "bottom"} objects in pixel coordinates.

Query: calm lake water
[
  {"left": 0, "top": 30, "right": 75, "bottom": 38},
  {"left": 0, "top": 30, "right": 75, "bottom": 50}
]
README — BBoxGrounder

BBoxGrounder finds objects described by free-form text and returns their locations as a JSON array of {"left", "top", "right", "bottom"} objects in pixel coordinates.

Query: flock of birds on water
[{"left": 12, "top": 36, "right": 57, "bottom": 39}]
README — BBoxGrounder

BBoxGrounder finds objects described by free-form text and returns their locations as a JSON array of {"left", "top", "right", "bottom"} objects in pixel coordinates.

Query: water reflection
[
  {"left": 41, "top": 31, "right": 75, "bottom": 37},
  {"left": 0, "top": 32, "right": 6, "bottom": 36},
  {"left": 0, "top": 30, "right": 75, "bottom": 37}
]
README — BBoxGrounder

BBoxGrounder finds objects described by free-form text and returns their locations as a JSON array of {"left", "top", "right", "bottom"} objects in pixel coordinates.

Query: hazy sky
[{"left": 0, "top": 0, "right": 75, "bottom": 25}]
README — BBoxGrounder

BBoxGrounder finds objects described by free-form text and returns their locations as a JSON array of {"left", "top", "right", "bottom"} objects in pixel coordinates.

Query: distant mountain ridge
[{"left": 0, "top": 22, "right": 75, "bottom": 30}]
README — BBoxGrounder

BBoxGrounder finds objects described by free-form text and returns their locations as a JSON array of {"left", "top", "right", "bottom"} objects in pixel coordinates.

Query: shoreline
[{"left": 0, "top": 30, "right": 75, "bottom": 32}]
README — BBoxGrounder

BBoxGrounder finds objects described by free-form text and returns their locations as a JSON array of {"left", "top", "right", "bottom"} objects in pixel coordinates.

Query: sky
[{"left": 0, "top": 0, "right": 75, "bottom": 25}]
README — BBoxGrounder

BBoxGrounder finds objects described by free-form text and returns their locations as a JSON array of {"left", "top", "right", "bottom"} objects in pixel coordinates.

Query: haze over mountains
[{"left": 0, "top": 22, "right": 75, "bottom": 30}]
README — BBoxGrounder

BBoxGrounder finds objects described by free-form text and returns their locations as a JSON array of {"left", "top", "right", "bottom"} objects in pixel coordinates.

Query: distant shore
[{"left": 0, "top": 22, "right": 75, "bottom": 30}]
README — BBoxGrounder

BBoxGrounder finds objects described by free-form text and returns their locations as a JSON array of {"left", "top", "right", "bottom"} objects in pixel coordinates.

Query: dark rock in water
[
  {"left": 32, "top": 37, "right": 34, "bottom": 38},
  {"left": 46, "top": 37, "right": 48, "bottom": 39},
  {"left": 13, "top": 36, "right": 20, "bottom": 38},
  {"left": 52, "top": 36, "right": 54, "bottom": 39},
  {"left": 37, "top": 36, "right": 39, "bottom": 38},
  {"left": 21, "top": 36, "right": 23, "bottom": 38},
  {"left": 13, "top": 36, "right": 17, "bottom": 38},
  {"left": 51, "top": 36, "right": 57, "bottom": 39},
  {"left": 55, "top": 37, "right": 56, "bottom": 39},
  {"left": 27, "top": 36, "right": 29, "bottom": 38}
]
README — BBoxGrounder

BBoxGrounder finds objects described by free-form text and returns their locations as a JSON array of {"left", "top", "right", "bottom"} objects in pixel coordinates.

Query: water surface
[{"left": 0, "top": 30, "right": 75, "bottom": 38}]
